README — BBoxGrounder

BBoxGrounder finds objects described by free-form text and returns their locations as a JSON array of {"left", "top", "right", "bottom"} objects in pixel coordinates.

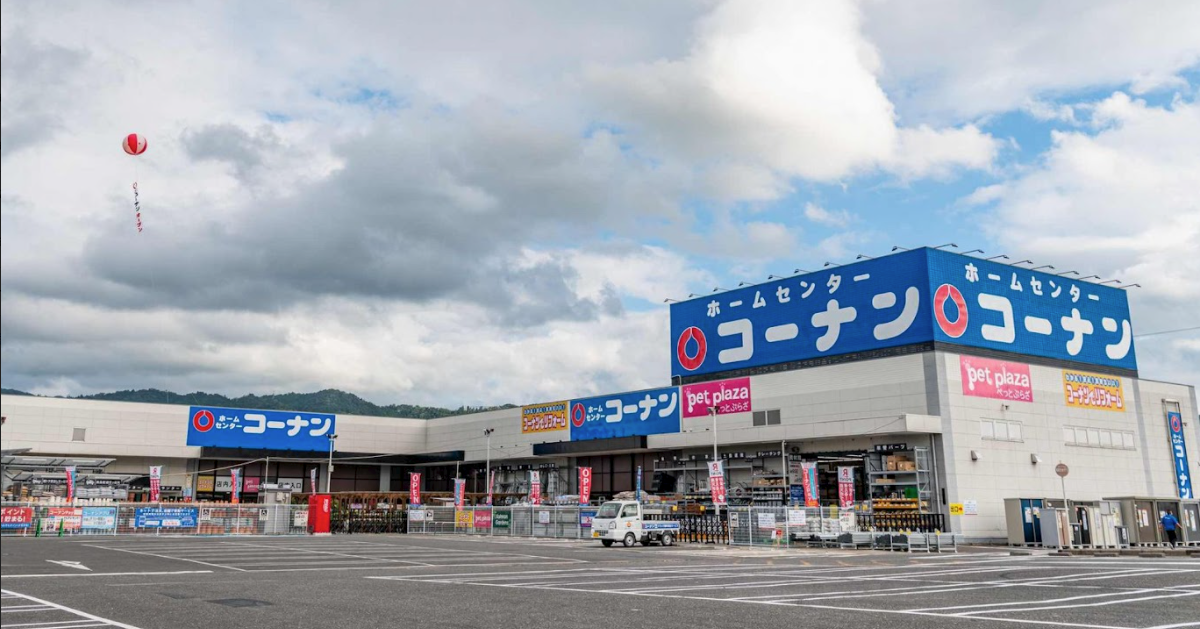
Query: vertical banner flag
[
  {"left": 230, "top": 467, "right": 242, "bottom": 504},
  {"left": 578, "top": 467, "right": 592, "bottom": 506},
  {"left": 454, "top": 478, "right": 466, "bottom": 509},
  {"left": 487, "top": 471, "right": 495, "bottom": 506},
  {"left": 149, "top": 466, "right": 162, "bottom": 502},
  {"left": 800, "top": 461, "right": 819, "bottom": 507},
  {"left": 64, "top": 466, "right": 77, "bottom": 502},
  {"left": 529, "top": 471, "right": 542, "bottom": 506},
  {"left": 708, "top": 460, "right": 727, "bottom": 506},
  {"left": 1166, "top": 411, "right": 1194, "bottom": 499},
  {"left": 837, "top": 466, "right": 855, "bottom": 509},
  {"left": 409, "top": 473, "right": 422, "bottom": 505},
  {"left": 636, "top": 465, "right": 643, "bottom": 502},
  {"left": 310, "top": 467, "right": 319, "bottom": 493},
  {"left": 183, "top": 474, "right": 193, "bottom": 501}
]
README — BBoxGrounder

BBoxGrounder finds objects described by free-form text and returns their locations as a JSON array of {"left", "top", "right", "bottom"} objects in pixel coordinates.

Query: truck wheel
[
  {"left": 661, "top": 532, "right": 675, "bottom": 547},
  {"left": 623, "top": 533, "right": 637, "bottom": 548},
  {"left": 601, "top": 540, "right": 614, "bottom": 547}
]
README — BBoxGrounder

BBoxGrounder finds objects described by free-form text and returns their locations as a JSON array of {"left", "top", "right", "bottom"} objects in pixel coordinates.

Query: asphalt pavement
[{"left": 2, "top": 534, "right": 1198, "bottom": 629}]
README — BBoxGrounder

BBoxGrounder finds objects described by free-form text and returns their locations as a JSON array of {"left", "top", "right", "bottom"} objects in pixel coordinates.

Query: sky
[{"left": 1, "top": 0, "right": 1198, "bottom": 406}]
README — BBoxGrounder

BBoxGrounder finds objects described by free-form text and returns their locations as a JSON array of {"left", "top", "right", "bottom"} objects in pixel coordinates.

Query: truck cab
[{"left": 590, "top": 500, "right": 680, "bottom": 547}]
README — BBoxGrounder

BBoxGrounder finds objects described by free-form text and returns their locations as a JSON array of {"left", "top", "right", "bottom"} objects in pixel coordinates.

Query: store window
[
  {"left": 1063, "top": 425, "right": 1136, "bottom": 450},
  {"left": 981, "top": 419, "right": 1023, "bottom": 442},
  {"left": 752, "top": 410, "right": 781, "bottom": 426}
]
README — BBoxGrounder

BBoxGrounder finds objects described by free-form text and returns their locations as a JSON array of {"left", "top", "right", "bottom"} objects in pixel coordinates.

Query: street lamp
[
  {"left": 483, "top": 428, "right": 495, "bottom": 505},
  {"left": 709, "top": 406, "right": 721, "bottom": 525},
  {"left": 326, "top": 434, "right": 338, "bottom": 493}
]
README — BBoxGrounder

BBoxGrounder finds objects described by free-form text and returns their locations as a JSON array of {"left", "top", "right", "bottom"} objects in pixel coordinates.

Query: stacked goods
[{"left": 883, "top": 453, "right": 917, "bottom": 471}]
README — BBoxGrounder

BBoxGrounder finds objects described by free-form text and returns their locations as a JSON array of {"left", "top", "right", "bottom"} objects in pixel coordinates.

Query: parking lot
[{"left": 2, "top": 535, "right": 1198, "bottom": 629}]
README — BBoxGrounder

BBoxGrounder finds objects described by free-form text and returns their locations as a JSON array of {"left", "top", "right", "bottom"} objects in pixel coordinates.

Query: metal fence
[
  {"left": 408, "top": 506, "right": 598, "bottom": 539},
  {"left": 402, "top": 504, "right": 948, "bottom": 548},
  {"left": 0, "top": 502, "right": 309, "bottom": 537}
]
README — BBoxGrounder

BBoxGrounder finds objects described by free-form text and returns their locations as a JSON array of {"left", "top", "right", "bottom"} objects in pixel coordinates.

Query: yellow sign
[
  {"left": 1062, "top": 370, "right": 1125, "bottom": 412},
  {"left": 196, "top": 476, "right": 215, "bottom": 492},
  {"left": 949, "top": 503, "right": 964, "bottom": 516},
  {"left": 455, "top": 510, "right": 473, "bottom": 528},
  {"left": 521, "top": 401, "right": 569, "bottom": 434}
]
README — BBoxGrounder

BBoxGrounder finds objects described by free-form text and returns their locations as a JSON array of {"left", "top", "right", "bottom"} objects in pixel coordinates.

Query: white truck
[{"left": 590, "top": 500, "right": 680, "bottom": 547}]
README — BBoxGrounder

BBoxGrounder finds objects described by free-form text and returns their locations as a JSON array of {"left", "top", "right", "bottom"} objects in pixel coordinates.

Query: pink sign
[
  {"left": 243, "top": 477, "right": 261, "bottom": 493},
  {"left": 960, "top": 356, "right": 1033, "bottom": 402},
  {"left": 473, "top": 510, "right": 492, "bottom": 529},
  {"left": 681, "top": 377, "right": 752, "bottom": 418}
]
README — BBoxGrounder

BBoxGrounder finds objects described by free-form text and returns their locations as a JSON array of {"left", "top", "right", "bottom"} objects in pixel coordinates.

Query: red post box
[{"left": 307, "top": 494, "right": 332, "bottom": 535}]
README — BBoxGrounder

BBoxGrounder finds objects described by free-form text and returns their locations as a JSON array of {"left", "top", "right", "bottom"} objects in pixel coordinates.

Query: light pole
[
  {"left": 709, "top": 406, "right": 721, "bottom": 526},
  {"left": 483, "top": 428, "right": 494, "bottom": 505},
  {"left": 326, "top": 434, "right": 338, "bottom": 493}
]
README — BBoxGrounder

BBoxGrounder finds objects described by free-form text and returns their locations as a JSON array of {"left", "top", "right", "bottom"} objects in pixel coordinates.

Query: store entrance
[{"left": 788, "top": 451, "right": 869, "bottom": 507}]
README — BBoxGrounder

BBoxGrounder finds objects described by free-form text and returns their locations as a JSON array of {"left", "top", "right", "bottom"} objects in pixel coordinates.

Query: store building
[{"left": 2, "top": 248, "right": 1196, "bottom": 540}]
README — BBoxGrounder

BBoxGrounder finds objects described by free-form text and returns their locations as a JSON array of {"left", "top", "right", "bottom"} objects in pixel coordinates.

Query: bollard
[{"left": 58, "top": 518, "right": 65, "bottom": 537}]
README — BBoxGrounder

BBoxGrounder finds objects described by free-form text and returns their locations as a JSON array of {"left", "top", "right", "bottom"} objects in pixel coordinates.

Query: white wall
[
  {"left": 1, "top": 395, "right": 202, "bottom": 459},
  {"left": 940, "top": 353, "right": 1196, "bottom": 539},
  {"left": 654, "top": 354, "right": 934, "bottom": 450}
]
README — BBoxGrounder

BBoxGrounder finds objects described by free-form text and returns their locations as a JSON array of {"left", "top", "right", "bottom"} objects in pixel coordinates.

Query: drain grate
[{"left": 207, "top": 598, "right": 273, "bottom": 608}]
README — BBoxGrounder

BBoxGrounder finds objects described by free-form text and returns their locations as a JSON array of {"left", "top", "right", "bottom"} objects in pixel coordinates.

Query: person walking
[{"left": 1161, "top": 511, "right": 1180, "bottom": 548}]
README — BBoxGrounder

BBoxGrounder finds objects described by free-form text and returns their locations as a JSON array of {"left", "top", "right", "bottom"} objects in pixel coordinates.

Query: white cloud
[
  {"left": 1024, "top": 99, "right": 1079, "bottom": 125},
  {"left": 587, "top": 0, "right": 997, "bottom": 198},
  {"left": 862, "top": 0, "right": 1200, "bottom": 121},
  {"left": 803, "top": 202, "right": 854, "bottom": 228},
  {"left": 981, "top": 91, "right": 1200, "bottom": 382},
  {"left": 3, "top": 1, "right": 1196, "bottom": 403}
]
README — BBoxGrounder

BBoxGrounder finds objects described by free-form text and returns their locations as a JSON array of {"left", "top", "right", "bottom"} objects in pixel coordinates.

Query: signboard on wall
[
  {"left": 186, "top": 406, "right": 336, "bottom": 451},
  {"left": 680, "top": 377, "right": 752, "bottom": 418},
  {"left": 569, "top": 386, "right": 681, "bottom": 441},
  {"left": 670, "top": 249, "right": 933, "bottom": 378},
  {"left": 214, "top": 476, "right": 242, "bottom": 493},
  {"left": 521, "top": 401, "right": 569, "bottom": 434},
  {"left": 1, "top": 507, "right": 34, "bottom": 529},
  {"left": 670, "top": 248, "right": 1137, "bottom": 379},
  {"left": 1062, "top": 370, "right": 1125, "bottom": 411},
  {"left": 135, "top": 507, "right": 199, "bottom": 528},
  {"left": 925, "top": 249, "right": 1135, "bottom": 372},
  {"left": 1166, "top": 411, "right": 1194, "bottom": 499},
  {"left": 960, "top": 356, "right": 1033, "bottom": 402}
]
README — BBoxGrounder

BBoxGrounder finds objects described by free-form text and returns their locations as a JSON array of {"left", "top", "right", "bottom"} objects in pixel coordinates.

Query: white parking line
[
  {"left": 1, "top": 570, "right": 213, "bottom": 579},
  {"left": 0, "top": 589, "right": 144, "bottom": 629},
  {"left": 372, "top": 557, "right": 1199, "bottom": 629}
]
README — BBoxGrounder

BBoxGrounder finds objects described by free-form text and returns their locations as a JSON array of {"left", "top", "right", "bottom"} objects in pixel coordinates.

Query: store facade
[{"left": 3, "top": 248, "right": 1196, "bottom": 540}]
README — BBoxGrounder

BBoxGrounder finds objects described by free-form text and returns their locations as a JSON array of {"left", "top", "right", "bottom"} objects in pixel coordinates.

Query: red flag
[
  {"left": 409, "top": 473, "right": 421, "bottom": 506},
  {"left": 578, "top": 467, "right": 592, "bottom": 506}
]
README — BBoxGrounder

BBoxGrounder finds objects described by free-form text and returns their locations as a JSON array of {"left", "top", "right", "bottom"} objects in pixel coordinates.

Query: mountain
[
  {"left": 2, "top": 387, "right": 515, "bottom": 419},
  {"left": 1, "top": 388, "right": 33, "bottom": 396}
]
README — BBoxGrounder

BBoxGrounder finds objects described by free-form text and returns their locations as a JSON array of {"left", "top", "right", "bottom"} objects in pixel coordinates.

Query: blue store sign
[
  {"left": 1166, "top": 411, "right": 1193, "bottom": 499},
  {"left": 670, "top": 248, "right": 1137, "bottom": 379},
  {"left": 569, "top": 386, "right": 680, "bottom": 442},
  {"left": 186, "top": 406, "right": 336, "bottom": 452}
]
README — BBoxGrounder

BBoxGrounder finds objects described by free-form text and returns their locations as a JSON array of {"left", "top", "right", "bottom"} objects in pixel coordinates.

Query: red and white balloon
[{"left": 122, "top": 133, "right": 147, "bottom": 156}]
